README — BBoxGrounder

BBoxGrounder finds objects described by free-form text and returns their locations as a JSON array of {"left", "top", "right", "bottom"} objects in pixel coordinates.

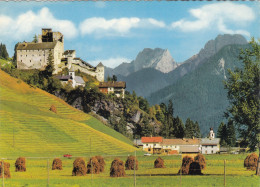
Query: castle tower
[
  {"left": 209, "top": 127, "right": 215, "bottom": 139},
  {"left": 96, "top": 62, "right": 105, "bottom": 82}
]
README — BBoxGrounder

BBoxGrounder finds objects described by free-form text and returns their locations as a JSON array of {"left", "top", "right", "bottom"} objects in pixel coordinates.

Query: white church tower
[{"left": 208, "top": 127, "right": 215, "bottom": 139}]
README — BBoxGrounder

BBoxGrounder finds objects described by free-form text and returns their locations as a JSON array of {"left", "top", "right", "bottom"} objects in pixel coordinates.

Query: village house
[
  {"left": 162, "top": 138, "right": 200, "bottom": 154},
  {"left": 98, "top": 81, "right": 126, "bottom": 98},
  {"left": 55, "top": 67, "right": 85, "bottom": 88},
  {"left": 16, "top": 28, "right": 104, "bottom": 82},
  {"left": 141, "top": 137, "right": 163, "bottom": 154}
]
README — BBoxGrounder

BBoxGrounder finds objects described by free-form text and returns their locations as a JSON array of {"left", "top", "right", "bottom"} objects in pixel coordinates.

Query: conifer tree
[
  {"left": 174, "top": 116, "right": 185, "bottom": 138},
  {"left": 185, "top": 118, "right": 195, "bottom": 138},
  {"left": 226, "top": 120, "right": 236, "bottom": 147}
]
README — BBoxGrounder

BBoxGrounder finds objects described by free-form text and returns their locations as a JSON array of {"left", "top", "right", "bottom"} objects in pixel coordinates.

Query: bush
[
  {"left": 125, "top": 155, "right": 138, "bottom": 170},
  {"left": 87, "top": 157, "right": 100, "bottom": 174},
  {"left": 154, "top": 157, "right": 165, "bottom": 168},
  {"left": 15, "top": 157, "right": 26, "bottom": 172},
  {"left": 50, "top": 105, "right": 57, "bottom": 113},
  {"left": 52, "top": 158, "right": 62, "bottom": 170},
  {"left": 244, "top": 153, "right": 258, "bottom": 171},
  {"left": 188, "top": 162, "right": 202, "bottom": 175},
  {"left": 95, "top": 156, "right": 105, "bottom": 172},
  {"left": 194, "top": 153, "right": 206, "bottom": 170},
  {"left": 178, "top": 156, "right": 194, "bottom": 175},
  {"left": 0, "top": 161, "right": 11, "bottom": 178},
  {"left": 110, "top": 158, "right": 125, "bottom": 177},
  {"left": 72, "top": 158, "right": 86, "bottom": 176}
]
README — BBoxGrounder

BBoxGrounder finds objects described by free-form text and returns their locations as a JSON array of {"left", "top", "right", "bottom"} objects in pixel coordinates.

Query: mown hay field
[
  {"left": 0, "top": 69, "right": 136, "bottom": 158},
  {"left": 1, "top": 154, "right": 259, "bottom": 187}
]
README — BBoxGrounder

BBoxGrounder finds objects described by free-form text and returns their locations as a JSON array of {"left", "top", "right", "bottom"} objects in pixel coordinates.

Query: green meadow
[{"left": 2, "top": 154, "right": 259, "bottom": 187}]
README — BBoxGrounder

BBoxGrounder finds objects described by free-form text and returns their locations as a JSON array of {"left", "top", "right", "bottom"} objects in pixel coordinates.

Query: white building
[
  {"left": 16, "top": 28, "right": 104, "bottom": 82},
  {"left": 55, "top": 67, "right": 85, "bottom": 88},
  {"left": 201, "top": 128, "right": 220, "bottom": 154}
]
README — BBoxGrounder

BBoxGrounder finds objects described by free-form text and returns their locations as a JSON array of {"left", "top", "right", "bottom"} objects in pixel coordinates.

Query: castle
[{"left": 16, "top": 28, "right": 104, "bottom": 82}]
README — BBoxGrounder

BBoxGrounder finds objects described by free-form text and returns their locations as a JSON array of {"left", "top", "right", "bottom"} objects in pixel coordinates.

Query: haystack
[
  {"left": 178, "top": 156, "right": 194, "bottom": 175},
  {"left": 72, "top": 158, "right": 86, "bottom": 176},
  {"left": 125, "top": 155, "right": 138, "bottom": 170},
  {"left": 244, "top": 153, "right": 258, "bottom": 171},
  {"left": 110, "top": 158, "right": 125, "bottom": 177},
  {"left": 87, "top": 157, "right": 100, "bottom": 174},
  {"left": 50, "top": 105, "right": 57, "bottom": 113},
  {"left": 189, "top": 162, "right": 202, "bottom": 175},
  {"left": 15, "top": 157, "right": 26, "bottom": 172},
  {"left": 52, "top": 158, "right": 62, "bottom": 170},
  {"left": 95, "top": 156, "right": 105, "bottom": 172},
  {"left": 0, "top": 161, "right": 11, "bottom": 178},
  {"left": 154, "top": 157, "right": 165, "bottom": 168},
  {"left": 194, "top": 153, "right": 206, "bottom": 170}
]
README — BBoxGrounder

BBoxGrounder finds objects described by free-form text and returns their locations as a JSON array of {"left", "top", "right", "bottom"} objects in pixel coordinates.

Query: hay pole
[
  {"left": 47, "top": 159, "right": 50, "bottom": 187},
  {"left": 180, "top": 156, "right": 182, "bottom": 187},
  {"left": 2, "top": 160, "right": 4, "bottom": 187},
  {"left": 134, "top": 151, "right": 136, "bottom": 187},
  {"left": 224, "top": 160, "right": 226, "bottom": 187}
]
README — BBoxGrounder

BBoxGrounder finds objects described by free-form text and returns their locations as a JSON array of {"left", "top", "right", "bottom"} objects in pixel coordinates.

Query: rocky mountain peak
[
  {"left": 133, "top": 48, "right": 177, "bottom": 73},
  {"left": 199, "top": 34, "right": 247, "bottom": 59}
]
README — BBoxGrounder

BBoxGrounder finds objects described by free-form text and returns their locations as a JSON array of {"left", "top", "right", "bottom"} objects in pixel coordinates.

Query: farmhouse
[
  {"left": 162, "top": 139, "right": 200, "bottom": 154},
  {"left": 98, "top": 81, "right": 126, "bottom": 98},
  {"left": 142, "top": 137, "right": 163, "bottom": 154},
  {"left": 16, "top": 28, "right": 104, "bottom": 82}
]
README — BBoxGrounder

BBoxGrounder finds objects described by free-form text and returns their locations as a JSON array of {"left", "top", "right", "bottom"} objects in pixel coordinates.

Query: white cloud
[
  {"left": 89, "top": 57, "right": 131, "bottom": 68},
  {"left": 0, "top": 7, "right": 77, "bottom": 40},
  {"left": 79, "top": 17, "right": 165, "bottom": 37},
  {"left": 171, "top": 2, "right": 255, "bottom": 37}
]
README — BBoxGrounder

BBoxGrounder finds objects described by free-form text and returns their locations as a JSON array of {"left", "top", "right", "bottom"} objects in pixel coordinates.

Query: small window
[
  {"left": 26, "top": 55, "right": 27, "bottom": 57},
  {"left": 20, "top": 55, "right": 22, "bottom": 57},
  {"left": 30, "top": 60, "right": 31, "bottom": 62},
  {"left": 205, "top": 146, "right": 207, "bottom": 148},
  {"left": 148, "top": 148, "right": 151, "bottom": 151},
  {"left": 146, "top": 144, "right": 148, "bottom": 146},
  {"left": 212, "top": 145, "right": 214, "bottom": 148},
  {"left": 211, "top": 150, "right": 214, "bottom": 153},
  {"left": 154, "top": 144, "right": 156, "bottom": 146},
  {"left": 21, "top": 60, "right": 22, "bottom": 62}
]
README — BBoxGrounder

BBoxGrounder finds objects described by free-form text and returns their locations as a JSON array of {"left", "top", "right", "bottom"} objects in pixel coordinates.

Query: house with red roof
[{"left": 141, "top": 137, "right": 163, "bottom": 154}]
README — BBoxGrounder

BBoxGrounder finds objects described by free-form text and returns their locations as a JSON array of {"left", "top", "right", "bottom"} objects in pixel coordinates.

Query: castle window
[{"left": 30, "top": 60, "right": 31, "bottom": 62}]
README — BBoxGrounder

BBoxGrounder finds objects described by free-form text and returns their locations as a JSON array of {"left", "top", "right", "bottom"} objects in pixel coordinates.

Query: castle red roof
[{"left": 141, "top": 137, "right": 163, "bottom": 143}]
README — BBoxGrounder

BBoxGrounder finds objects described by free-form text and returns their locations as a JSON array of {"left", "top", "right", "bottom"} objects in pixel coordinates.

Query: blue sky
[{"left": 0, "top": 1, "right": 259, "bottom": 68}]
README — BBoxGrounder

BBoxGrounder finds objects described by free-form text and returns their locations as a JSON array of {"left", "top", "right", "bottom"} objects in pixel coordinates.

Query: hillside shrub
[
  {"left": 0, "top": 161, "right": 11, "bottom": 178},
  {"left": 15, "top": 157, "right": 26, "bottom": 172},
  {"left": 178, "top": 156, "right": 194, "bottom": 175},
  {"left": 244, "top": 153, "right": 258, "bottom": 171},
  {"left": 87, "top": 157, "right": 100, "bottom": 174},
  {"left": 72, "top": 158, "right": 86, "bottom": 176},
  {"left": 110, "top": 158, "right": 125, "bottom": 177},
  {"left": 52, "top": 158, "right": 62, "bottom": 170},
  {"left": 194, "top": 153, "right": 206, "bottom": 170},
  {"left": 50, "top": 105, "right": 57, "bottom": 113},
  {"left": 125, "top": 155, "right": 138, "bottom": 170},
  {"left": 154, "top": 157, "right": 165, "bottom": 168},
  {"left": 188, "top": 162, "right": 202, "bottom": 175},
  {"left": 95, "top": 156, "right": 105, "bottom": 172}
]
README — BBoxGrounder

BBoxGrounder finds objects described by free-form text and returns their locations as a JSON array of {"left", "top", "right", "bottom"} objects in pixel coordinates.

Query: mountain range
[{"left": 105, "top": 34, "right": 248, "bottom": 135}]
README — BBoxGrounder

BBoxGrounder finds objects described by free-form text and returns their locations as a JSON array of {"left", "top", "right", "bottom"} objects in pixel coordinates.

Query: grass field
[
  {"left": 0, "top": 69, "right": 137, "bottom": 158},
  {"left": 2, "top": 154, "right": 259, "bottom": 187}
]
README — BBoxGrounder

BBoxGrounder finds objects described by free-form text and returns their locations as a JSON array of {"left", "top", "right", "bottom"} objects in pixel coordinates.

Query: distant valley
[{"left": 105, "top": 34, "right": 248, "bottom": 135}]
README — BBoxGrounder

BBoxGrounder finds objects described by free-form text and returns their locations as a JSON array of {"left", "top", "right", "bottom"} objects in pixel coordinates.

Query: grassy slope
[{"left": 0, "top": 69, "right": 137, "bottom": 158}]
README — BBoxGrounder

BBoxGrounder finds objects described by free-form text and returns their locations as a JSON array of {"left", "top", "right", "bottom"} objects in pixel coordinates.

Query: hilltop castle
[{"left": 16, "top": 28, "right": 104, "bottom": 82}]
